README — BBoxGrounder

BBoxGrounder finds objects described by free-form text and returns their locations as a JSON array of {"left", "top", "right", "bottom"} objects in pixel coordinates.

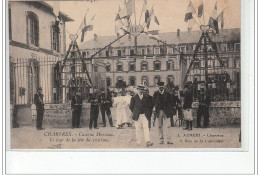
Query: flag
[
  {"left": 126, "top": 0, "right": 135, "bottom": 17},
  {"left": 145, "top": 10, "right": 151, "bottom": 29},
  {"left": 218, "top": 11, "right": 224, "bottom": 29},
  {"left": 115, "top": 13, "right": 124, "bottom": 35},
  {"left": 146, "top": 30, "right": 159, "bottom": 40},
  {"left": 154, "top": 15, "right": 159, "bottom": 25},
  {"left": 187, "top": 18, "right": 196, "bottom": 30},
  {"left": 141, "top": 0, "right": 147, "bottom": 13},
  {"left": 80, "top": 13, "right": 94, "bottom": 42},
  {"left": 184, "top": 1, "right": 196, "bottom": 22},
  {"left": 81, "top": 25, "right": 93, "bottom": 42},
  {"left": 211, "top": 1, "right": 218, "bottom": 19},
  {"left": 208, "top": 17, "right": 219, "bottom": 34},
  {"left": 198, "top": 0, "right": 204, "bottom": 18},
  {"left": 119, "top": 4, "right": 128, "bottom": 19}
]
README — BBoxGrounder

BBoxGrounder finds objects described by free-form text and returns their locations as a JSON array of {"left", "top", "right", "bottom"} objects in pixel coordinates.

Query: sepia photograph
[{"left": 8, "top": 0, "right": 241, "bottom": 149}]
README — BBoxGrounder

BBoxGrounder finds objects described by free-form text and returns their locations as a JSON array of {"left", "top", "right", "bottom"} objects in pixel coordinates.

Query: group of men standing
[{"left": 33, "top": 82, "right": 211, "bottom": 147}]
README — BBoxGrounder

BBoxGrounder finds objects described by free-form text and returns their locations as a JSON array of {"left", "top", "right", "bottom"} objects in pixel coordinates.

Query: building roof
[
  {"left": 79, "top": 28, "right": 240, "bottom": 50},
  {"left": 21, "top": 1, "right": 74, "bottom": 22}
]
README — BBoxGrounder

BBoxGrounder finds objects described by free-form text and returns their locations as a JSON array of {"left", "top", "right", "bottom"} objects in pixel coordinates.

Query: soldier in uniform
[
  {"left": 88, "top": 90, "right": 100, "bottom": 129},
  {"left": 71, "top": 88, "right": 83, "bottom": 128},
  {"left": 153, "top": 82, "right": 173, "bottom": 144},
  {"left": 196, "top": 88, "right": 211, "bottom": 128},
  {"left": 34, "top": 87, "right": 45, "bottom": 130},
  {"left": 98, "top": 88, "right": 114, "bottom": 127}
]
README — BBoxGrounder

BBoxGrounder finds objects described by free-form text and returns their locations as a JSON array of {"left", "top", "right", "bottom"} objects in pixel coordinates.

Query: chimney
[
  {"left": 177, "top": 28, "right": 180, "bottom": 37},
  {"left": 94, "top": 34, "right": 97, "bottom": 41}
]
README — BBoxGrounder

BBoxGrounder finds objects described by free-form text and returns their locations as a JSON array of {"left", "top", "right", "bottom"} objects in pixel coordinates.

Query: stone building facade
[{"left": 79, "top": 28, "right": 240, "bottom": 94}]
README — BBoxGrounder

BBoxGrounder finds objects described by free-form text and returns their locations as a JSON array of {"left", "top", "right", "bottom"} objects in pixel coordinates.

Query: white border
[{"left": 4, "top": 0, "right": 256, "bottom": 174}]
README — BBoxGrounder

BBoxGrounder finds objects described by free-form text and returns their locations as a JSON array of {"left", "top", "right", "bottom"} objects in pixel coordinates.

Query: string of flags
[
  {"left": 184, "top": 0, "right": 225, "bottom": 34},
  {"left": 115, "top": 0, "right": 160, "bottom": 36}
]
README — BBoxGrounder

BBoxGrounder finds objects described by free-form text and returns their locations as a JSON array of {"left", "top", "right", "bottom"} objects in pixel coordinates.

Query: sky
[{"left": 47, "top": 0, "right": 240, "bottom": 45}]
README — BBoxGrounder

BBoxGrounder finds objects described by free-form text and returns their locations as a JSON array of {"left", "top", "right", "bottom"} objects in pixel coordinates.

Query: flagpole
[
  {"left": 138, "top": 0, "right": 145, "bottom": 25},
  {"left": 203, "top": 2, "right": 205, "bottom": 25},
  {"left": 134, "top": 0, "right": 137, "bottom": 25}
]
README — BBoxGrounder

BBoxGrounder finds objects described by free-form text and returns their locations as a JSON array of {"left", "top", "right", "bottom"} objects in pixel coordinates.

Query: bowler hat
[
  {"left": 137, "top": 84, "right": 145, "bottom": 90},
  {"left": 157, "top": 82, "right": 164, "bottom": 86}
]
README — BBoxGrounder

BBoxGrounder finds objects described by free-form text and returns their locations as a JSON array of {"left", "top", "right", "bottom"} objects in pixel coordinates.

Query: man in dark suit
[
  {"left": 34, "top": 87, "right": 44, "bottom": 130},
  {"left": 129, "top": 84, "right": 153, "bottom": 147},
  {"left": 71, "top": 89, "right": 83, "bottom": 128},
  {"left": 88, "top": 90, "right": 100, "bottom": 130},
  {"left": 98, "top": 88, "right": 114, "bottom": 127},
  {"left": 153, "top": 82, "right": 173, "bottom": 144},
  {"left": 143, "top": 87, "right": 154, "bottom": 129},
  {"left": 196, "top": 88, "right": 211, "bottom": 128}
]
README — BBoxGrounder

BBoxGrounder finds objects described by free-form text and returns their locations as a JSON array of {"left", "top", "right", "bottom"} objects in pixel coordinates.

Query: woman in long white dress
[{"left": 113, "top": 89, "right": 132, "bottom": 129}]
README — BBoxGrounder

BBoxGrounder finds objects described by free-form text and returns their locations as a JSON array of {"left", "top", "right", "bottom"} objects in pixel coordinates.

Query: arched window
[
  {"left": 26, "top": 11, "right": 39, "bottom": 46},
  {"left": 141, "top": 61, "right": 148, "bottom": 71},
  {"left": 129, "top": 76, "right": 136, "bottom": 86},
  {"left": 106, "top": 62, "right": 111, "bottom": 72},
  {"left": 129, "top": 62, "right": 135, "bottom": 72},
  {"left": 141, "top": 76, "right": 149, "bottom": 86},
  {"left": 117, "top": 62, "right": 123, "bottom": 72}
]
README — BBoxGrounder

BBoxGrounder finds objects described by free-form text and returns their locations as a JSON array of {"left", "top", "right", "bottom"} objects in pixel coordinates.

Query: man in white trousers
[{"left": 129, "top": 84, "right": 153, "bottom": 147}]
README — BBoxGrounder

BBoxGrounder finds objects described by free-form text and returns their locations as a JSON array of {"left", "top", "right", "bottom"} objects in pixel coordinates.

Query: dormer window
[{"left": 154, "top": 47, "right": 160, "bottom": 55}]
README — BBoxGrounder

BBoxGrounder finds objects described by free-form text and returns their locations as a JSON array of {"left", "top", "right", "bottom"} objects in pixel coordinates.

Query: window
[
  {"left": 106, "top": 50, "right": 109, "bottom": 57},
  {"left": 141, "top": 48, "right": 146, "bottom": 55},
  {"left": 154, "top": 76, "right": 161, "bottom": 85},
  {"left": 221, "top": 44, "right": 228, "bottom": 52},
  {"left": 52, "top": 24, "right": 60, "bottom": 52},
  {"left": 221, "top": 59, "right": 229, "bottom": 68},
  {"left": 180, "top": 46, "right": 186, "bottom": 53},
  {"left": 117, "top": 50, "right": 122, "bottom": 56},
  {"left": 234, "top": 58, "right": 240, "bottom": 68},
  {"left": 193, "top": 61, "right": 200, "bottom": 68},
  {"left": 82, "top": 52, "right": 86, "bottom": 58},
  {"left": 154, "top": 60, "right": 161, "bottom": 71},
  {"left": 167, "top": 75, "right": 174, "bottom": 85},
  {"left": 130, "top": 49, "right": 135, "bottom": 56},
  {"left": 94, "top": 65, "right": 98, "bottom": 72},
  {"left": 129, "top": 62, "right": 135, "bottom": 72},
  {"left": 167, "top": 47, "right": 173, "bottom": 54},
  {"left": 154, "top": 47, "right": 160, "bottom": 55},
  {"left": 106, "top": 63, "right": 111, "bottom": 72},
  {"left": 86, "top": 51, "right": 90, "bottom": 57},
  {"left": 106, "top": 77, "right": 111, "bottom": 87},
  {"left": 141, "top": 61, "right": 148, "bottom": 71},
  {"left": 142, "top": 76, "right": 149, "bottom": 86},
  {"left": 167, "top": 61, "right": 171, "bottom": 70},
  {"left": 147, "top": 48, "right": 151, "bottom": 55},
  {"left": 27, "top": 12, "right": 39, "bottom": 46},
  {"left": 9, "top": 7, "right": 12, "bottom": 40},
  {"left": 234, "top": 43, "right": 240, "bottom": 51},
  {"left": 129, "top": 76, "right": 136, "bottom": 86},
  {"left": 117, "top": 62, "right": 123, "bottom": 72}
]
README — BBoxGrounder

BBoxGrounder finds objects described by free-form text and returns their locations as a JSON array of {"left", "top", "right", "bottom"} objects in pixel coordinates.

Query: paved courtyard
[{"left": 10, "top": 124, "right": 241, "bottom": 149}]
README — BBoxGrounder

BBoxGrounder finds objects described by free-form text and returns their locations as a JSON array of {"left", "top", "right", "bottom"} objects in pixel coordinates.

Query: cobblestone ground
[{"left": 10, "top": 122, "right": 241, "bottom": 149}]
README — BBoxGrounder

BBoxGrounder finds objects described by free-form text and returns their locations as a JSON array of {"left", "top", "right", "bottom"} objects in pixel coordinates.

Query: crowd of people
[{"left": 34, "top": 81, "right": 211, "bottom": 147}]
